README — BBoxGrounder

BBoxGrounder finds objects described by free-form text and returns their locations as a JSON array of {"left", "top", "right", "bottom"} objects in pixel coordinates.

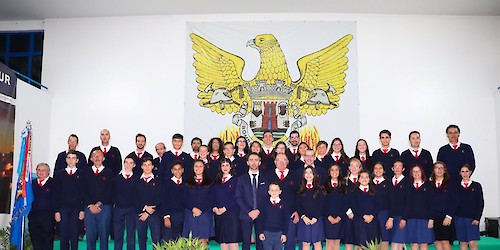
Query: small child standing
[{"left": 258, "top": 182, "right": 289, "bottom": 250}]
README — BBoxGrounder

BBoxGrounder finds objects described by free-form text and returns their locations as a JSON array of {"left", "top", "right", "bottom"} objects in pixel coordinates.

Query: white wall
[
  {"left": 1, "top": 13, "right": 499, "bottom": 228},
  {"left": 0, "top": 79, "right": 52, "bottom": 228}
]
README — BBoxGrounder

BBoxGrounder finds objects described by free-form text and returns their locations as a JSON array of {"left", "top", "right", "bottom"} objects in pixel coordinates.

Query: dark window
[{"left": 0, "top": 31, "right": 44, "bottom": 88}]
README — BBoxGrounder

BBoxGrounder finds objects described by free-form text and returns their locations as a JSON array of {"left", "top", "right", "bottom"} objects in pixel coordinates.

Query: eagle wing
[
  {"left": 289, "top": 34, "right": 353, "bottom": 116},
  {"left": 190, "top": 33, "right": 251, "bottom": 115}
]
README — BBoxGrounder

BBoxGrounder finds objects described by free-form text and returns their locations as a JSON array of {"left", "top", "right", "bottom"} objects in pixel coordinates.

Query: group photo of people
[{"left": 28, "top": 124, "right": 483, "bottom": 250}]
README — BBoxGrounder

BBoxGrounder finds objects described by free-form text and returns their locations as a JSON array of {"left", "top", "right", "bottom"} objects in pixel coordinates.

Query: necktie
[
  {"left": 177, "top": 179, "right": 181, "bottom": 185},
  {"left": 383, "top": 149, "right": 388, "bottom": 154},
  {"left": 144, "top": 176, "right": 151, "bottom": 183},
  {"left": 194, "top": 154, "right": 198, "bottom": 160},
  {"left": 361, "top": 155, "right": 365, "bottom": 162},
  {"left": 335, "top": 155, "right": 339, "bottom": 161},
  {"left": 279, "top": 170, "right": 285, "bottom": 180},
  {"left": 95, "top": 168, "right": 99, "bottom": 175},
  {"left": 364, "top": 188, "right": 368, "bottom": 193},
  {"left": 333, "top": 183, "right": 337, "bottom": 188},
  {"left": 197, "top": 178, "right": 202, "bottom": 185},
  {"left": 175, "top": 151, "right": 178, "bottom": 157},
  {"left": 103, "top": 147, "right": 107, "bottom": 154},
  {"left": 38, "top": 180, "right": 43, "bottom": 187},
  {"left": 413, "top": 150, "right": 419, "bottom": 158},
  {"left": 320, "top": 157, "right": 323, "bottom": 162},
  {"left": 138, "top": 152, "right": 142, "bottom": 158},
  {"left": 353, "top": 177, "right": 357, "bottom": 184},
  {"left": 415, "top": 183, "right": 419, "bottom": 188},
  {"left": 69, "top": 169, "right": 73, "bottom": 175},
  {"left": 464, "top": 183, "right": 469, "bottom": 188},
  {"left": 394, "top": 179, "right": 398, "bottom": 186},
  {"left": 252, "top": 174, "right": 258, "bottom": 209},
  {"left": 437, "top": 182, "right": 441, "bottom": 188},
  {"left": 376, "top": 180, "right": 380, "bottom": 185},
  {"left": 222, "top": 177, "right": 227, "bottom": 184},
  {"left": 213, "top": 155, "right": 217, "bottom": 161},
  {"left": 239, "top": 153, "right": 243, "bottom": 157},
  {"left": 293, "top": 148, "right": 296, "bottom": 154},
  {"left": 307, "top": 184, "right": 312, "bottom": 189},
  {"left": 125, "top": 174, "right": 130, "bottom": 179},
  {"left": 267, "top": 149, "right": 271, "bottom": 155},
  {"left": 453, "top": 144, "right": 458, "bottom": 150},
  {"left": 272, "top": 200, "right": 277, "bottom": 205}
]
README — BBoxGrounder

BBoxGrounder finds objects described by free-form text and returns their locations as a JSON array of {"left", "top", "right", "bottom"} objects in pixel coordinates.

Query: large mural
[{"left": 185, "top": 22, "right": 359, "bottom": 148}]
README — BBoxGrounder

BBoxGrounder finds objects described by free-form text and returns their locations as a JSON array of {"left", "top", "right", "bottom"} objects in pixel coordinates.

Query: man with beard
[{"left": 127, "top": 133, "right": 153, "bottom": 175}]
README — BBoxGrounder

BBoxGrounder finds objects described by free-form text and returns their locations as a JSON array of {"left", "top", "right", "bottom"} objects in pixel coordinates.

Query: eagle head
[{"left": 246, "top": 34, "right": 278, "bottom": 52}]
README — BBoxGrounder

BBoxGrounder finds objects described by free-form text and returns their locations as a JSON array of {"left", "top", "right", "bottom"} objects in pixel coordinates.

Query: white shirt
[
  {"left": 100, "top": 145, "right": 111, "bottom": 153},
  {"left": 171, "top": 176, "right": 182, "bottom": 184},
  {"left": 289, "top": 146, "right": 298, "bottom": 154},
  {"left": 37, "top": 178, "right": 49, "bottom": 186},
  {"left": 410, "top": 147, "right": 421, "bottom": 157},
  {"left": 140, "top": 174, "right": 154, "bottom": 183},
  {"left": 414, "top": 180, "right": 423, "bottom": 188},
  {"left": 221, "top": 174, "right": 233, "bottom": 183},
  {"left": 392, "top": 175, "right": 404, "bottom": 185},
  {"left": 248, "top": 170, "right": 260, "bottom": 184},
  {"left": 332, "top": 152, "right": 342, "bottom": 161},
  {"left": 237, "top": 151, "right": 246, "bottom": 157},
  {"left": 172, "top": 149, "right": 183, "bottom": 156},
  {"left": 275, "top": 168, "right": 289, "bottom": 178},
  {"left": 349, "top": 174, "right": 359, "bottom": 183},
  {"left": 449, "top": 142, "right": 461, "bottom": 149},
  {"left": 270, "top": 197, "right": 281, "bottom": 204},
  {"left": 359, "top": 184, "right": 369, "bottom": 192},
  {"left": 461, "top": 180, "right": 472, "bottom": 188},
  {"left": 380, "top": 147, "right": 392, "bottom": 152},
  {"left": 435, "top": 179, "right": 443, "bottom": 188},
  {"left": 190, "top": 152, "right": 199, "bottom": 159},
  {"left": 121, "top": 171, "right": 133, "bottom": 179},
  {"left": 304, "top": 163, "right": 316, "bottom": 168},
  {"left": 92, "top": 165, "right": 105, "bottom": 174},
  {"left": 65, "top": 166, "right": 77, "bottom": 175},
  {"left": 373, "top": 177, "right": 385, "bottom": 184},
  {"left": 263, "top": 146, "right": 274, "bottom": 154}
]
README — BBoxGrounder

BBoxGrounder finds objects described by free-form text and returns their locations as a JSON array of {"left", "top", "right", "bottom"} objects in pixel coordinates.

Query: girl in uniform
[
  {"left": 315, "top": 141, "right": 334, "bottom": 170},
  {"left": 387, "top": 160, "right": 411, "bottom": 250},
  {"left": 296, "top": 166, "right": 326, "bottom": 250},
  {"left": 454, "top": 164, "right": 484, "bottom": 250},
  {"left": 182, "top": 160, "right": 215, "bottom": 246},
  {"left": 354, "top": 139, "right": 373, "bottom": 172},
  {"left": 348, "top": 170, "right": 379, "bottom": 249},
  {"left": 328, "top": 138, "right": 350, "bottom": 175},
  {"left": 407, "top": 165, "right": 435, "bottom": 249},
  {"left": 431, "top": 161, "right": 457, "bottom": 250},
  {"left": 373, "top": 162, "right": 391, "bottom": 250},
  {"left": 213, "top": 158, "right": 241, "bottom": 250},
  {"left": 324, "top": 163, "right": 347, "bottom": 250},
  {"left": 344, "top": 157, "right": 362, "bottom": 250}
]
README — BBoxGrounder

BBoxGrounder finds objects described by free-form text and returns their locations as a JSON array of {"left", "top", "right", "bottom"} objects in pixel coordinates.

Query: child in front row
[
  {"left": 296, "top": 166, "right": 326, "bottom": 250},
  {"left": 258, "top": 182, "right": 289, "bottom": 250}
]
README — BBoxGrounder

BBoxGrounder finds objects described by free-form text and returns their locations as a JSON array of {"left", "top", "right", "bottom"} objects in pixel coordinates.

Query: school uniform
[
  {"left": 291, "top": 158, "right": 305, "bottom": 173},
  {"left": 432, "top": 179, "right": 457, "bottom": 241},
  {"left": 28, "top": 177, "right": 56, "bottom": 250},
  {"left": 371, "top": 148, "right": 400, "bottom": 175},
  {"left": 296, "top": 185, "right": 325, "bottom": 243},
  {"left": 214, "top": 175, "right": 241, "bottom": 243},
  {"left": 126, "top": 151, "right": 154, "bottom": 176},
  {"left": 437, "top": 143, "right": 476, "bottom": 183},
  {"left": 373, "top": 177, "right": 392, "bottom": 242},
  {"left": 331, "top": 153, "right": 349, "bottom": 176},
  {"left": 357, "top": 154, "right": 373, "bottom": 172},
  {"left": 454, "top": 180, "right": 484, "bottom": 242},
  {"left": 233, "top": 152, "right": 249, "bottom": 176},
  {"left": 406, "top": 181, "right": 435, "bottom": 244},
  {"left": 113, "top": 172, "right": 137, "bottom": 250},
  {"left": 54, "top": 167, "right": 84, "bottom": 250},
  {"left": 294, "top": 164, "right": 327, "bottom": 184},
  {"left": 268, "top": 168, "right": 300, "bottom": 250},
  {"left": 161, "top": 176, "right": 185, "bottom": 241},
  {"left": 388, "top": 175, "right": 411, "bottom": 244},
  {"left": 257, "top": 197, "right": 289, "bottom": 250},
  {"left": 203, "top": 158, "right": 219, "bottom": 180},
  {"left": 133, "top": 174, "right": 162, "bottom": 250},
  {"left": 54, "top": 150, "right": 88, "bottom": 173},
  {"left": 160, "top": 150, "right": 194, "bottom": 179},
  {"left": 82, "top": 165, "right": 114, "bottom": 250},
  {"left": 153, "top": 156, "right": 162, "bottom": 176},
  {"left": 236, "top": 171, "right": 269, "bottom": 250},
  {"left": 285, "top": 146, "right": 299, "bottom": 165},
  {"left": 349, "top": 185, "right": 379, "bottom": 247},
  {"left": 342, "top": 175, "right": 359, "bottom": 245},
  {"left": 89, "top": 145, "right": 123, "bottom": 175},
  {"left": 182, "top": 179, "right": 215, "bottom": 239},
  {"left": 314, "top": 154, "right": 334, "bottom": 171},
  {"left": 400, "top": 148, "right": 434, "bottom": 179},
  {"left": 323, "top": 180, "right": 347, "bottom": 240}
]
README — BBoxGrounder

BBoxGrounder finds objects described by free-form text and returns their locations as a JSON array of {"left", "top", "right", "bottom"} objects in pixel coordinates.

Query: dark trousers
[
  {"left": 85, "top": 205, "right": 111, "bottom": 250},
  {"left": 59, "top": 208, "right": 80, "bottom": 250},
  {"left": 137, "top": 213, "right": 161, "bottom": 250},
  {"left": 162, "top": 211, "right": 184, "bottom": 242},
  {"left": 28, "top": 212, "right": 55, "bottom": 250},
  {"left": 284, "top": 217, "right": 299, "bottom": 250},
  {"left": 113, "top": 206, "right": 136, "bottom": 250},
  {"left": 241, "top": 219, "right": 263, "bottom": 250}
]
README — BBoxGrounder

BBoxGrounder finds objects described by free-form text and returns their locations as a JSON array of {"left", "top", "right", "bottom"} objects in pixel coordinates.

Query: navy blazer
[{"left": 235, "top": 172, "right": 269, "bottom": 221}]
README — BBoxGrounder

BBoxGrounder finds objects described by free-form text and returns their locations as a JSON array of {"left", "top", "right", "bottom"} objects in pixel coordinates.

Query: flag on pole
[{"left": 10, "top": 124, "right": 33, "bottom": 250}]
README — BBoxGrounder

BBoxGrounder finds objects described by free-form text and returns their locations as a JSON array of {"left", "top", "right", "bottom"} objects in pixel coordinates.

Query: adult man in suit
[{"left": 236, "top": 152, "right": 269, "bottom": 250}]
